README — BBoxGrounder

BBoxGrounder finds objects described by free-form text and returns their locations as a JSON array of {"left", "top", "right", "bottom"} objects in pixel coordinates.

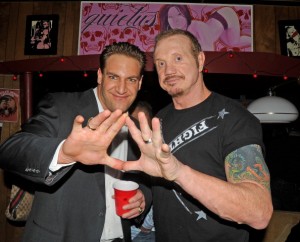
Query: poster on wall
[
  {"left": 78, "top": 2, "right": 253, "bottom": 55},
  {"left": 24, "top": 14, "right": 59, "bottom": 55},
  {"left": 0, "top": 89, "right": 20, "bottom": 123},
  {"left": 278, "top": 20, "right": 300, "bottom": 58}
]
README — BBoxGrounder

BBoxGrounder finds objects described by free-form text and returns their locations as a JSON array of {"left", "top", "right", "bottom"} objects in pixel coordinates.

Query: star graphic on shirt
[
  {"left": 195, "top": 210, "right": 207, "bottom": 221},
  {"left": 217, "top": 108, "right": 229, "bottom": 119}
]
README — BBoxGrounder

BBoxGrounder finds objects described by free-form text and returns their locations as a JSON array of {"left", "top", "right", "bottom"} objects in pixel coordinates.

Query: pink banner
[{"left": 78, "top": 2, "right": 253, "bottom": 55}]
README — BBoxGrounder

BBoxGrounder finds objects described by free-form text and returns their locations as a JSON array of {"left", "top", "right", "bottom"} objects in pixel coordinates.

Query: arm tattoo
[{"left": 225, "top": 144, "right": 271, "bottom": 191}]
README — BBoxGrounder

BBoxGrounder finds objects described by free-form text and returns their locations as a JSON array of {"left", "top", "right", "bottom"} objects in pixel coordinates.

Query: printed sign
[{"left": 78, "top": 2, "right": 253, "bottom": 55}]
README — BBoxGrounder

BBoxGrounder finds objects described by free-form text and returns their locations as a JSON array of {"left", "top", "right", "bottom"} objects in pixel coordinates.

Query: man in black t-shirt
[{"left": 123, "top": 29, "right": 273, "bottom": 242}]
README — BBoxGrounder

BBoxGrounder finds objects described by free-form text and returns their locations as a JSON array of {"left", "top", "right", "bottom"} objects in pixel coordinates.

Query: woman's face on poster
[
  {"left": 287, "top": 26, "right": 297, "bottom": 38},
  {"left": 168, "top": 7, "right": 188, "bottom": 30},
  {"left": 7, "top": 97, "right": 16, "bottom": 111},
  {"left": 0, "top": 99, "right": 7, "bottom": 109},
  {"left": 42, "top": 21, "right": 49, "bottom": 29}
]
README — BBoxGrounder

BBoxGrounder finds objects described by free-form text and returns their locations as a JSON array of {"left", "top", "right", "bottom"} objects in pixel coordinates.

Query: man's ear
[
  {"left": 198, "top": 52, "right": 205, "bottom": 72},
  {"left": 97, "top": 68, "right": 103, "bottom": 84}
]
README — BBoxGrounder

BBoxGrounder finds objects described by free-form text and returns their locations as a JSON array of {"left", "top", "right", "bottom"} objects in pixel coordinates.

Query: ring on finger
[
  {"left": 87, "top": 117, "right": 97, "bottom": 131},
  {"left": 138, "top": 207, "right": 143, "bottom": 214},
  {"left": 144, "top": 138, "right": 152, "bottom": 144}
]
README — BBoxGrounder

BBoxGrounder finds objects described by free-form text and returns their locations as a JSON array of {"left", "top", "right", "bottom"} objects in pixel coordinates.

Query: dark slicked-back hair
[
  {"left": 154, "top": 29, "right": 202, "bottom": 64},
  {"left": 99, "top": 42, "right": 146, "bottom": 76}
]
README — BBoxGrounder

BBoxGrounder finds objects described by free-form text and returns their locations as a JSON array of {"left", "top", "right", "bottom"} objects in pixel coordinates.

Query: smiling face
[
  {"left": 97, "top": 54, "right": 142, "bottom": 112},
  {"left": 168, "top": 6, "right": 188, "bottom": 30},
  {"left": 154, "top": 34, "right": 204, "bottom": 99}
]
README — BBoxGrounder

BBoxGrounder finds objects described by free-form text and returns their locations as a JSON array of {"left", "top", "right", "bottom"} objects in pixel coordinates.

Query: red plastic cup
[{"left": 113, "top": 180, "right": 139, "bottom": 216}]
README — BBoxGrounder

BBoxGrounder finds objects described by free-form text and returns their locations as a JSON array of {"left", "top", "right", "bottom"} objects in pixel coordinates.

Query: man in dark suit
[{"left": 0, "top": 42, "right": 151, "bottom": 242}]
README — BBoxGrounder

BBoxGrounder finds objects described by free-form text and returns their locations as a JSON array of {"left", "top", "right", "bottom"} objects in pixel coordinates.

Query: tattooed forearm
[{"left": 225, "top": 144, "right": 271, "bottom": 191}]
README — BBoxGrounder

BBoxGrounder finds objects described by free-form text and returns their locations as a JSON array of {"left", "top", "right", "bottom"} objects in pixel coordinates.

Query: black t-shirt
[{"left": 153, "top": 92, "right": 264, "bottom": 242}]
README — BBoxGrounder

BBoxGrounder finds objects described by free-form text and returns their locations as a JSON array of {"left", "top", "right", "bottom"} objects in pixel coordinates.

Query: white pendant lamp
[{"left": 247, "top": 89, "right": 299, "bottom": 123}]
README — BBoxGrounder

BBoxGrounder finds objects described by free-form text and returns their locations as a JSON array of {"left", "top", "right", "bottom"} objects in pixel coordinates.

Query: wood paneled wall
[{"left": 0, "top": 2, "right": 299, "bottom": 242}]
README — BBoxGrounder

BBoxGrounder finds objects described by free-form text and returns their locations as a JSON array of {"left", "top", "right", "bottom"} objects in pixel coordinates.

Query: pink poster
[
  {"left": 78, "top": 2, "right": 253, "bottom": 55},
  {"left": 0, "top": 89, "right": 19, "bottom": 123}
]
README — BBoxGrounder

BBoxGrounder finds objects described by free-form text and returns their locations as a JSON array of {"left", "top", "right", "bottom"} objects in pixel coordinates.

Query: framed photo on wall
[
  {"left": 0, "top": 88, "right": 20, "bottom": 123},
  {"left": 24, "top": 14, "right": 59, "bottom": 55},
  {"left": 278, "top": 19, "right": 300, "bottom": 58}
]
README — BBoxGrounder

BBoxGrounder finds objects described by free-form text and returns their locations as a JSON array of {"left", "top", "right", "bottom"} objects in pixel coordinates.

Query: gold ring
[
  {"left": 87, "top": 117, "right": 97, "bottom": 131},
  {"left": 138, "top": 207, "right": 143, "bottom": 214},
  {"left": 144, "top": 138, "right": 152, "bottom": 144}
]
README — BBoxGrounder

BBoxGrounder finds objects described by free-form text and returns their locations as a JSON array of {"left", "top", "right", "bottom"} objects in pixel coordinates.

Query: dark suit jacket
[{"left": 0, "top": 88, "right": 151, "bottom": 242}]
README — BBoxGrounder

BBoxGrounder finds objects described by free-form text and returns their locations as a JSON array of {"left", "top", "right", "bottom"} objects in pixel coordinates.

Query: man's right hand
[{"left": 58, "top": 109, "right": 127, "bottom": 170}]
